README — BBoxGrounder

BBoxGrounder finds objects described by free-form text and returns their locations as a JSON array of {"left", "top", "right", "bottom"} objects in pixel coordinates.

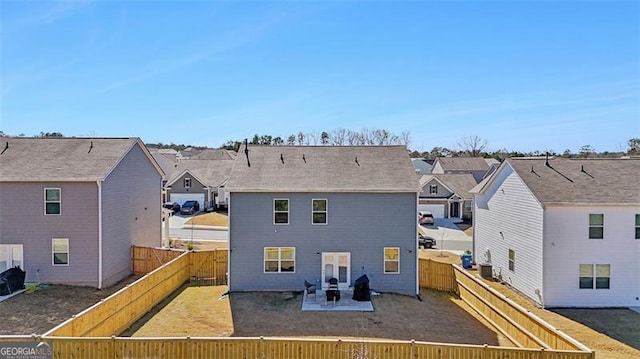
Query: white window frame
[
  {"left": 184, "top": 177, "right": 191, "bottom": 189},
  {"left": 52, "top": 238, "right": 69, "bottom": 266},
  {"left": 44, "top": 188, "right": 61, "bottom": 215},
  {"left": 579, "top": 264, "right": 610, "bottom": 289},
  {"left": 429, "top": 184, "right": 438, "bottom": 195},
  {"left": 464, "top": 200, "right": 473, "bottom": 211},
  {"left": 312, "top": 198, "right": 328, "bottom": 225},
  {"left": 508, "top": 249, "right": 515, "bottom": 272},
  {"left": 588, "top": 214, "right": 604, "bottom": 239},
  {"left": 273, "top": 198, "right": 289, "bottom": 225},
  {"left": 635, "top": 214, "right": 640, "bottom": 240},
  {"left": 263, "top": 247, "right": 295, "bottom": 273},
  {"left": 383, "top": 247, "right": 400, "bottom": 274}
]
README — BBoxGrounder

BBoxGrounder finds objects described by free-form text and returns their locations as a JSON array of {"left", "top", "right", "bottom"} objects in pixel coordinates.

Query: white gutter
[{"left": 97, "top": 180, "right": 103, "bottom": 289}]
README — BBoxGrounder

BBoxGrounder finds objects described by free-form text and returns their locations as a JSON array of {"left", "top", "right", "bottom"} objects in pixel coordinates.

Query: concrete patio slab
[{"left": 301, "top": 290, "right": 374, "bottom": 312}]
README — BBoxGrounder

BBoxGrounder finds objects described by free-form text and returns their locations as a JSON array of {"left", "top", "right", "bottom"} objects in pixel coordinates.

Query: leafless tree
[
  {"left": 457, "top": 136, "right": 489, "bottom": 157},
  {"left": 330, "top": 128, "right": 347, "bottom": 146}
]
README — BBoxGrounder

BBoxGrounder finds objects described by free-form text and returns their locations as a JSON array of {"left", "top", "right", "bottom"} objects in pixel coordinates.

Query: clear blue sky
[{"left": 1, "top": 1, "right": 638, "bottom": 153}]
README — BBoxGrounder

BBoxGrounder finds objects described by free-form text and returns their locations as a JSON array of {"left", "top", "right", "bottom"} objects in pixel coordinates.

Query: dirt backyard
[
  {"left": 125, "top": 284, "right": 503, "bottom": 346},
  {"left": 0, "top": 276, "right": 139, "bottom": 335}
]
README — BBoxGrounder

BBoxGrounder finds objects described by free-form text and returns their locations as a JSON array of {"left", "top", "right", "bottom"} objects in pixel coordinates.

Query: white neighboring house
[{"left": 471, "top": 157, "right": 640, "bottom": 308}]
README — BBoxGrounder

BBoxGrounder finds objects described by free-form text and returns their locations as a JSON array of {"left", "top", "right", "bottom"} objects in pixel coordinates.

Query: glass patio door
[
  {"left": 321, "top": 252, "right": 350, "bottom": 289},
  {"left": 0, "top": 245, "right": 23, "bottom": 273}
]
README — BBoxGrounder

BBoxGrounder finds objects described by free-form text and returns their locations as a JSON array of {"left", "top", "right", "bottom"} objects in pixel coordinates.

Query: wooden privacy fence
[
  {"left": 11, "top": 336, "right": 594, "bottom": 359},
  {"left": 452, "top": 265, "right": 590, "bottom": 352},
  {"left": 417, "top": 258, "right": 591, "bottom": 353},
  {"left": 418, "top": 258, "right": 458, "bottom": 293},
  {"left": 189, "top": 249, "right": 228, "bottom": 285},
  {"left": 131, "top": 245, "right": 182, "bottom": 275},
  {"left": 44, "top": 252, "right": 191, "bottom": 337},
  {"left": 131, "top": 246, "right": 228, "bottom": 285}
]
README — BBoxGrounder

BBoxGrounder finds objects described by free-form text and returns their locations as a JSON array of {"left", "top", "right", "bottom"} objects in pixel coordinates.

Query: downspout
[
  {"left": 415, "top": 192, "right": 420, "bottom": 296},
  {"left": 97, "top": 180, "right": 103, "bottom": 289}
]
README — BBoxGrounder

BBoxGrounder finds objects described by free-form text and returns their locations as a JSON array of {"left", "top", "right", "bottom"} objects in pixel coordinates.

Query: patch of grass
[
  {"left": 131, "top": 286, "right": 233, "bottom": 337},
  {"left": 185, "top": 212, "right": 228, "bottom": 227}
]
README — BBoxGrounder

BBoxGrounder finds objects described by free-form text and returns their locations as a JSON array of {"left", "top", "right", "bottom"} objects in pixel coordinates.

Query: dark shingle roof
[
  {"left": 0, "top": 137, "right": 156, "bottom": 182},
  {"left": 167, "top": 159, "right": 235, "bottom": 188},
  {"left": 227, "top": 145, "right": 420, "bottom": 192},
  {"left": 508, "top": 158, "right": 640, "bottom": 205}
]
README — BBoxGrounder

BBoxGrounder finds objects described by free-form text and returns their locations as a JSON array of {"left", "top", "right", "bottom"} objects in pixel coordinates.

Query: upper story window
[
  {"left": 274, "top": 199, "right": 289, "bottom": 225},
  {"left": 312, "top": 199, "right": 328, "bottom": 225},
  {"left": 635, "top": 214, "right": 640, "bottom": 240},
  {"left": 589, "top": 214, "right": 604, "bottom": 239},
  {"left": 429, "top": 185, "right": 438, "bottom": 195},
  {"left": 508, "top": 249, "right": 515, "bottom": 272},
  {"left": 264, "top": 247, "right": 295, "bottom": 273},
  {"left": 384, "top": 247, "right": 400, "bottom": 274},
  {"left": 183, "top": 177, "right": 191, "bottom": 189},
  {"left": 44, "top": 188, "right": 61, "bottom": 215}
]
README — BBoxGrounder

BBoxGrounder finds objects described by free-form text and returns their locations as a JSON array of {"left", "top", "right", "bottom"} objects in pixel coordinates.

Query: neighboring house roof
[
  {"left": 227, "top": 145, "right": 420, "bottom": 192},
  {"left": 158, "top": 148, "right": 178, "bottom": 155},
  {"left": 434, "top": 157, "right": 490, "bottom": 172},
  {"left": 190, "top": 149, "right": 237, "bottom": 160},
  {"left": 411, "top": 158, "right": 433, "bottom": 175},
  {"left": 476, "top": 158, "right": 640, "bottom": 205},
  {"left": 0, "top": 137, "right": 164, "bottom": 182},
  {"left": 420, "top": 174, "right": 478, "bottom": 200},
  {"left": 149, "top": 150, "right": 178, "bottom": 180},
  {"left": 178, "top": 148, "right": 204, "bottom": 159},
  {"left": 166, "top": 159, "right": 235, "bottom": 188}
]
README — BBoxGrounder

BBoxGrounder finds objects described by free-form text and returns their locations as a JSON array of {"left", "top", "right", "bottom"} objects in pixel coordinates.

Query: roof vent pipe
[
  {"left": 544, "top": 153, "right": 551, "bottom": 167},
  {"left": 280, "top": 154, "right": 284, "bottom": 164},
  {"left": 88, "top": 141, "right": 94, "bottom": 153},
  {"left": 244, "top": 139, "right": 251, "bottom": 167},
  {"left": 0, "top": 142, "right": 7, "bottom": 155},
  {"left": 302, "top": 154, "right": 306, "bottom": 163},
  {"left": 355, "top": 157, "right": 360, "bottom": 166}
]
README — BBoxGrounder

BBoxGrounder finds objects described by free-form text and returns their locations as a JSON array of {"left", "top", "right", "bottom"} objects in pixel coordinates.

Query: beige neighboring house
[
  {"left": 418, "top": 174, "right": 478, "bottom": 220},
  {"left": 165, "top": 159, "right": 235, "bottom": 211}
]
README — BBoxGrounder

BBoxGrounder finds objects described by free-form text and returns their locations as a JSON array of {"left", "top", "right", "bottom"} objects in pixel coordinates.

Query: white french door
[
  {"left": 0, "top": 245, "right": 23, "bottom": 273},
  {"left": 321, "top": 252, "right": 350, "bottom": 290}
]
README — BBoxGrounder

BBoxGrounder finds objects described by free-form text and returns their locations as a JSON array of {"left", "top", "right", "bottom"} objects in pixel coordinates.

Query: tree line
[{"left": 1, "top": 130, "right": 638, "bottom": 159}]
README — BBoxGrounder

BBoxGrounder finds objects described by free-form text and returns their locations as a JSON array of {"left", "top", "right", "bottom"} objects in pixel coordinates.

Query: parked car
[
  {"left": 163, "top": 202, "right": 180, "bottom": 213},
  {"left": 180, "top": 200, "right": 200, "bottom": 215},
  {"left": 419, "top": 211, "right": 435, "bottom": 225},
  {"left": 418, "top": 233, "right": 436, "bottom": 249}
]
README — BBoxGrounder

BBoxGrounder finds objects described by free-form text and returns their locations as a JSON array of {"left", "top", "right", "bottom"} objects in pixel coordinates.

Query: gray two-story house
[
  {"left": 226, "top": 145, "right": 420, "bottom": 296},
  {"left": 0, "top": 137, "right": 164, "bottom": 288}
]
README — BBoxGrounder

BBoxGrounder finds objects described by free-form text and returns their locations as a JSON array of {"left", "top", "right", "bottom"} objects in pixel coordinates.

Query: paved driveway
[{"left": 421, "top": 218, "right": 471, "bottom": 254}]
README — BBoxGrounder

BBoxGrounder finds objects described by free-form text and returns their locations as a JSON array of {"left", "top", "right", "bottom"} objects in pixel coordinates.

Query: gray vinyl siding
[
  {"left": 229, "top": 192, "right": 417, "bottom": 295},
  {"left": 0, "top": 182, "right": 99, "bottom": 286},
  {"left": 419, "top": 179, "right": 453, "bottom": 199},
  {"left": 167, "top": 172, "right": 209, "bottom": 205},
  {"left": 101, "top": 144, "right": 162, "bottom": 287}
]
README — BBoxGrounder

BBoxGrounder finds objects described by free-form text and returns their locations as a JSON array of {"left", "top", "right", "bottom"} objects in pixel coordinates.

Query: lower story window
[
  {"left": 264, "top": 247, "right": 295, "bottom": 273},
  {"left": 52, "top": 238, "right": 69, "bottom": 266},
  {"left": 579, "top": 264, "right": 610, "bottom": 289},
  {"left": 384, "top": 247, "right": 400, "bottom": 274}
]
